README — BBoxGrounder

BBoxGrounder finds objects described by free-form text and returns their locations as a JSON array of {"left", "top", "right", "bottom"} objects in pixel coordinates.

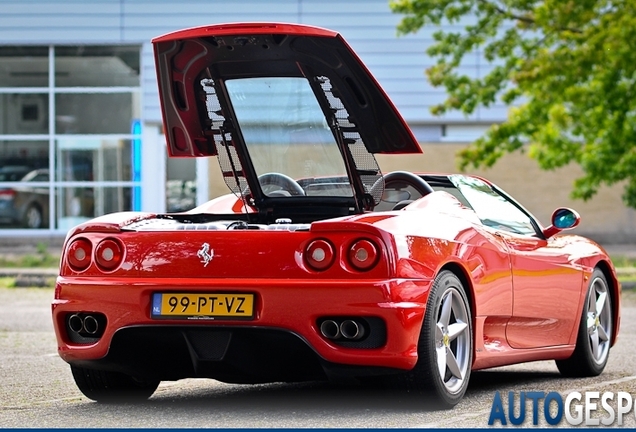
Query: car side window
[{"left": 449, "top": 175, "right": 537, "bottom": 236}]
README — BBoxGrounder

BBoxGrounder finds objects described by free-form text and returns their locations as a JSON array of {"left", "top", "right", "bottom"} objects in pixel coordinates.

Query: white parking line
[{"left": 563, "top": 375, "right": 636, "bottom": 393}]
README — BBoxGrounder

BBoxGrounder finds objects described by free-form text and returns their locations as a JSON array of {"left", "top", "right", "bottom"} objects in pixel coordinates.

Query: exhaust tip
[
  {"left": 83, "top": 315, "right": 99, "bottom": 335},
  {"left": 68, "top": 314, "right": 84, "bottom": 333},
  {"left": 340, "top": 319, "right": 365, "bottom": 340},
  {"left": 66, "top": 312, "right": 106, "bottom": 341},
  {"left": 320, "top": 320, "right": 340, "bottom": 339},
  {"left": 316, "top": 316, "right": 384, "bottom": 348}
]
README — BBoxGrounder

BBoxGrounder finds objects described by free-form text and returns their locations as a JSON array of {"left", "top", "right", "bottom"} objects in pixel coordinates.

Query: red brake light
[
  {"left": 304, "top": 239, "right": 335, "bottom": 271},
  {"left": 0, "top": 189, "right": 15, "bottom": 199},
  {"left": 95, "top": 238, "right": 124, "bottom": 271},
  {"left": 348, "top": 239, "right": 379, "bottom": 271},
  {"left": 68, "top": 238, "right": 92, "bottom": 272}
]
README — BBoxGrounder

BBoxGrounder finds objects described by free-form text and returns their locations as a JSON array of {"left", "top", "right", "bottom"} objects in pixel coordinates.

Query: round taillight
[
  {"left": 304, "top": 239, "right": 335, "bottom": 271},
  {"left": 95, "top": 238, "right": 124, "bottom": 271},
  {"left": 68, "top": 238, "right": 92, "bottom": 272},
  {"left": 349, "top": 239, "right": 379, "bottom": 271}
]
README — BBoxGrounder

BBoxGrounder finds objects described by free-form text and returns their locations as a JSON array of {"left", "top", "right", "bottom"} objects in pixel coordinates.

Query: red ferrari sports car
[{"left": 52, "top": 23, "right": 621, "bottom": 408}]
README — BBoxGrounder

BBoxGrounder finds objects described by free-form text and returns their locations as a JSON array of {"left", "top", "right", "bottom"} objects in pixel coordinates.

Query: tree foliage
[{"left": 390, "top": 0, "right": 636, "bottom": 207}]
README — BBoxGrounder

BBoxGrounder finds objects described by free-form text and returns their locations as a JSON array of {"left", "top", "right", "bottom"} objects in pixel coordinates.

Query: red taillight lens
[
  {"left": 304, "top": 239, "right": 335, "bottom": 271},
  {"left": 0, "top": 189, "right": 15, "bottom": 200},
  {"left": 95, "top": 238, "right": 124, "bottom": 271},
  {"left": 348, "top": 239, "right": 379, "bottom": 271},
  {"left": 68, "top": 238, "right": 92, "bottom": 272}
]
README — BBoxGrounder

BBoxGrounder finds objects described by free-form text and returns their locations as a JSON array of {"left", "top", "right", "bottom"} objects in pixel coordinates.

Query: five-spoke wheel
[
  {"left": 434, "top": 282, "right": 471, "bottom": 396},
  {"left": 556, "top": 269, "right": 612, "bottom": 377},
  {"left": 396, "top": 270, "right": 472, "bottom": 408}
]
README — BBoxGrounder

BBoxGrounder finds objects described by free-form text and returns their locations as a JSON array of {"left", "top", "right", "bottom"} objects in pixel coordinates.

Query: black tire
[
  {"left": 71, "top": 365, "right": 159, "bottom": 403},
  {"left": 22, "top": 204, "right": 43, "bottom": 229},
  {"left": 394, "top": 270, "right": 473, "bottom": 408},
  {"left": 556, "top": 269, "right": 612, "bottom": 377}
]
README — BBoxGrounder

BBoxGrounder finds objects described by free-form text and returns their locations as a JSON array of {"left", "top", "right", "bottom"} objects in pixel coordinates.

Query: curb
[
  {"left": 0, "top": 268, "right": 58, "bottom": 277},
  {"left": 0, "top": 268, "right": 58, "bottom": 288}
]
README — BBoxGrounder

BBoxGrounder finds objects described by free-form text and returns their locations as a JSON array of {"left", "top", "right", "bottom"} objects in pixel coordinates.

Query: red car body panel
[{"left": 152, "top": 22, "right": 340, "bottom": 42}]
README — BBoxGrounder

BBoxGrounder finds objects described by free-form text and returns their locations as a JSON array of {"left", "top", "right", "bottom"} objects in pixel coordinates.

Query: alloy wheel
[
  {"left": 586, "top": 276, "right": 611, "bottom": 365},
  {"left": 25, "top": 206, "right": 43, "bottom": 229},
  {"left": 435, "top": 287, "right": 470, "bottom": 394}
]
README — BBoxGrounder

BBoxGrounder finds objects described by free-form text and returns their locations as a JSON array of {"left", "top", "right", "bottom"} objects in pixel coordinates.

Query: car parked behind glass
[
  {"left": 0, "top": 168, "right": 94, "bottom": 229},
  {"left": 0, "top": 165, "right": 32, "bottom": 182},
  {"left": 0, "top": 169, "right": 50, "bottom": 228}
]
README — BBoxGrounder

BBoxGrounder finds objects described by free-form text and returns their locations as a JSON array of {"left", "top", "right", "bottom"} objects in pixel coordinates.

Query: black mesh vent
[
  {"left": 201, "top": 78, "right": 248, "bottom": 196},
  {"left": 315, "top": 76, "right": 383, "bottom": 205}
]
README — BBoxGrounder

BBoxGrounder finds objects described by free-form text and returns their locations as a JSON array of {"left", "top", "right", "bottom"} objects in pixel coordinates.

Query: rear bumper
[
  {"left": 52, "top": 277, "right": 433, "bottom": 381},
  {"left": 66, "top": 325, "right": 405, "bottom": 383},
  {"left": 0, "top": 202, "right": 18, "bottom": 222}
]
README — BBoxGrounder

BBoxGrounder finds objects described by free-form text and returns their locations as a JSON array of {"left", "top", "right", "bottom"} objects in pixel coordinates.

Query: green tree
[{"left": 390, "top": 0, "right": 636, "bottom": 207}]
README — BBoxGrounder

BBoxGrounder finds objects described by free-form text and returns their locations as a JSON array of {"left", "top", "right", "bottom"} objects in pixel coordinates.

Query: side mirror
[{"left": 543, "top": 208, "right": 580, "bottom": 238}]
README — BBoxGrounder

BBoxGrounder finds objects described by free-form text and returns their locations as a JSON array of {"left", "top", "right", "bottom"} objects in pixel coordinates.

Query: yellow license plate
[{"left": 151, "top": 293, "right": 254, "bottom": 319}]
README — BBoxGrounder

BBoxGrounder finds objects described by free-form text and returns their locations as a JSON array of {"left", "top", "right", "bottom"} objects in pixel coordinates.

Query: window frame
[
  {"left": 0, "top": 44, "right": 142, "bottom": 232},
  {"left": 448, "top": 174, "right": 545, "bottom": 238}
]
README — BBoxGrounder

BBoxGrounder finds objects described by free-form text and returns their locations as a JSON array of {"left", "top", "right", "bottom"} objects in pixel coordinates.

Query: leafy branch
[{"left": 390, "top": 0, "right": 636, "bottom": 207}]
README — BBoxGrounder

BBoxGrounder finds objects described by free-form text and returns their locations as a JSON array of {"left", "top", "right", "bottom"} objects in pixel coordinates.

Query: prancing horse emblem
[{"left": 197, "top": 243, "right": 214, "bottom": 267}]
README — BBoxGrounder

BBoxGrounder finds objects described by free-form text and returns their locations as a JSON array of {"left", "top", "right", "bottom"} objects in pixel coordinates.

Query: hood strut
[
  {"left": 306, "top": 71, "right": 377, "bottom": 212},
  {"left": 329, "top": 118, "right": 370, "bottom": 212},
  {"left": 219, "top": 125, "right": 251, "bottom": 215}
]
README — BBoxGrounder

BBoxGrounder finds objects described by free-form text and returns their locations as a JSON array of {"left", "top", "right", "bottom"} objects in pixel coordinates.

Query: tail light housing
[
  {"left": 0, "top": 189, "right": 16, "bottom": 200},
  {"left": 304, "top": 239, "right": 335, "bottom": 271},
  {"left": 348, "top": 239, "right": 379, "bottom": 271},
  {"left": 95, "top": 238, "right": 124, "bottom": 271},
  {"left": 67, "top": 238, "right": 92, "bottom": 272}
]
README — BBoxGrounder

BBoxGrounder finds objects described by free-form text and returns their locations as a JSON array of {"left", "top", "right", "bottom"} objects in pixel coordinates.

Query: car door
[
  {"left": 450, "top": 175, "right": 583, "bottom": 349},
  {"left": 491, "top": 230, "right": 583, "bottom": 348}
]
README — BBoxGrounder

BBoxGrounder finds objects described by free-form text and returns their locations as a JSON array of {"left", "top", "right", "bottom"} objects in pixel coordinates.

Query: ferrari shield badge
[{"left": 197, "top": 243, "right": 214, "bottom": 267}]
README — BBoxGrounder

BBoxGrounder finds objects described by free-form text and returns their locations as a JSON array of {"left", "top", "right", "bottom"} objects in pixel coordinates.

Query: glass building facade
[{"left": 0, "top": 45, "right": 141, "bottom": 230}]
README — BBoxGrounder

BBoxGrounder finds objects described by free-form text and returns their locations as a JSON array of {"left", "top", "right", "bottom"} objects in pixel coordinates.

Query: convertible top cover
[{"left": 152, "top": 22, "right": 422, "bottom": 157}]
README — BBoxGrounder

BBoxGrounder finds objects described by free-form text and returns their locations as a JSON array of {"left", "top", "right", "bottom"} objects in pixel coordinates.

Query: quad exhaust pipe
[{"left": 320, "top": 319, "right": 365, "bottom": 340}]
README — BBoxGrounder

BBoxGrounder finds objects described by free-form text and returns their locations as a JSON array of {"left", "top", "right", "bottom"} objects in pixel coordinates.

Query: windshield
[
  {"left": 225, "top": 77, "right": 353, "bottom": 198},
  {"left": 450, "top": 175, "right": 537, "bottom": 236}
]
